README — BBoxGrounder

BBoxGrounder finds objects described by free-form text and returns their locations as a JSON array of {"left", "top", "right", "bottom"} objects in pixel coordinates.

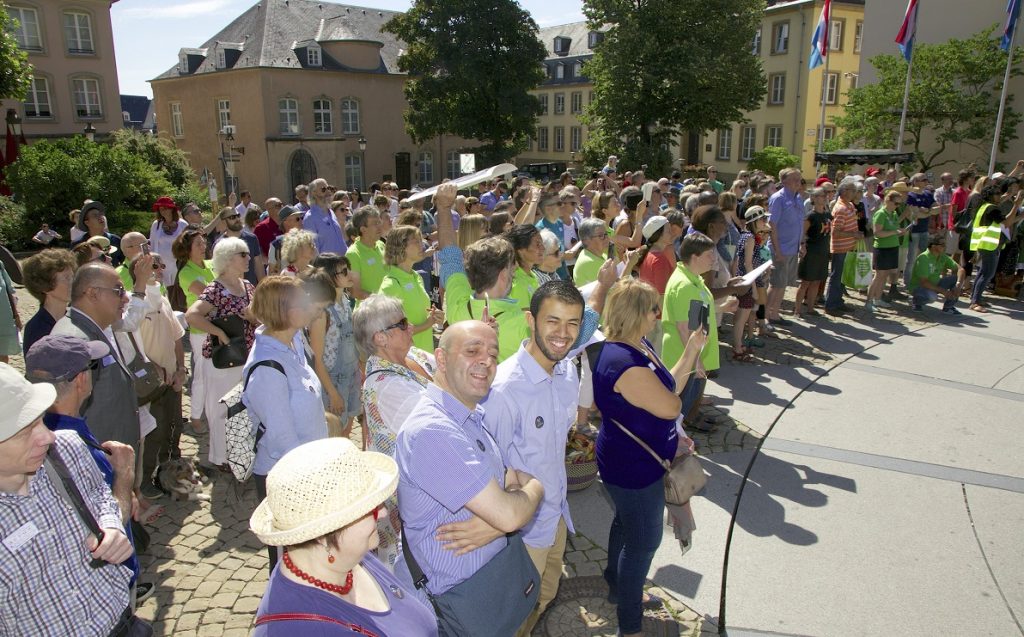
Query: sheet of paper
[{"left": 738, "top": 259, "right": 773, "bottom": 287}]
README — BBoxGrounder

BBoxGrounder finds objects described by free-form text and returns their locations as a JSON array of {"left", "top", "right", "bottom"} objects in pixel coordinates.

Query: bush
[
  {"left": 0, "top": 196, "right": 34, "bottom": 251},
  {"left": 109, "top": 129, "right": 193, "bottom": 188},
  {"left": 171, "top": 181, "right": 213, "bottom": 213},
  {"left": 107, "top": 210, "right": 154, "bottom": 238},
  {"left": 747, "top": 146, "right": 801, "bottom": 178}
]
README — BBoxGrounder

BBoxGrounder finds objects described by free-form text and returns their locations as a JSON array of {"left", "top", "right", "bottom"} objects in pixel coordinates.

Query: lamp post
[
  {"left": 219, "top": 125, "right": 236, "bottom": 197},
  {"left": 358, "top": 136, "right": 367, "bottom": 192},
  {"left": 82, "top": 122, "right": 96, "bottom": 142},
  {"left": 7, "top": 109, "right": 23, "bottom": 137}
]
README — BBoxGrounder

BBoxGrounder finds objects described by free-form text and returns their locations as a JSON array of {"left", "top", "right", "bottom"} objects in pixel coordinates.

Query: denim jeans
[
  {"left": 604, "top": 479, "right": 665, "bottom": 634},
  {"left": 903, "top": 232, "right": 930, "bottom": 287},
  {"left": 680, "top": 376, "right": 706, "bottom": 417},
  {"left": 825, "top": 252, "right": 847, "bottom": 310},
  {"left": 971, "top": 249, "right": 1000, "bottom": 304},
  {"left": 912, "top": 274, "right": 958, "bottom": 310}
]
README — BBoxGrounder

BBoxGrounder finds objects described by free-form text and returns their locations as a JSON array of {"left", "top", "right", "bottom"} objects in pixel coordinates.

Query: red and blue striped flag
[
  {"left": 895, "top": 0, "right": 918, "bottom": 62},
  {"left": 809, "top": 0, "right": 831, "bottom": 69},
  {"left": 1002, "top": 0, "right": 1021, "bottom": 51}
]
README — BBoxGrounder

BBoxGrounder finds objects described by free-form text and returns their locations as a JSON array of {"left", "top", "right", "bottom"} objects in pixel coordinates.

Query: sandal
[
  {"left": 744, "top": 337, "right": 766, "bottom": 348},
  {"left": 732, "top": 350, "right": 754, "bottom": 362},
  {"left": 969, "top": 304, "right": 987, "bottom": 313},
  {"left": 137, "top": 503, "right": 165, "bottom": 526}
]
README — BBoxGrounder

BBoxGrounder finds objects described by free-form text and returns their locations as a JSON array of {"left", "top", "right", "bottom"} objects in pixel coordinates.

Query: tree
[
  {"left": 580, "top": 0, "right": 766, "bottom": 176},
  {"left": 833, "top": 26, "right": 1022, "bottom": 173},
  {"left": 748, "top": 146, "right": 800, "bottom": 177},
  {"left": 109, "top": 129, "right": 193, "bottom": 188},
  {"left": 383, "top": 0, "right": 547, "bottom": 162},
  {"left": 0, "top": 5, "right": 32, "bottom": 100}
]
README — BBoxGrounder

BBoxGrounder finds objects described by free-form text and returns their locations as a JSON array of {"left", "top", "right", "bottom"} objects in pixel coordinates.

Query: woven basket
[{"left": 565, "top": 459, "right": 598, "bottom": 492}]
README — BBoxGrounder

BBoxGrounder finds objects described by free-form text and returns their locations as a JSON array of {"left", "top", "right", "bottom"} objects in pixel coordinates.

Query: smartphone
[
  {"left": 688, "top": 299, "right": 709, "bottom": 333},
  {"left": 142, "top": 243, "right": 150, "bottom": 256}
]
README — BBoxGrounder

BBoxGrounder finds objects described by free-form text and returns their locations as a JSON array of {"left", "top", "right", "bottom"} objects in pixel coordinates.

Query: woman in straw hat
[{"left": 250, "top": 438, "right": 437, "bottom": 636}]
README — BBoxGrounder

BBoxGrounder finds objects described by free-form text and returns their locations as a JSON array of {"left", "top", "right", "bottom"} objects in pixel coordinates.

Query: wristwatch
[{"left": 131, "top": 292, "right": 145, "bottom": 300}]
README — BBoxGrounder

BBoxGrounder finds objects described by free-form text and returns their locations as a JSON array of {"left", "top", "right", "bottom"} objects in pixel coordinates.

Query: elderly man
[
  {"left": 347, "top": 205, "right": 387, "bottom": 300},
  {"left": 573, "top": 218, "right": 610, "bottom": 287},
  {"left": 293, "top": 183, "right": 310, "bottom": 212},
  {"left": 0, "top": 363, "right": 145, "bottom": 636},
  {"left": 766, "top": 167, "right": 805, "bottom": 324},
  {"left": 302, "top": 178, "right": 347, "bottom": 256},
  {"left": 114, "top": 232, "right": 154, "bottom": 290},
  {"left": 253, "top": 197, "right": 284, "bottom": 258},
  {"left": 216, "top": 206, "right": 264, "bottom": 284}
]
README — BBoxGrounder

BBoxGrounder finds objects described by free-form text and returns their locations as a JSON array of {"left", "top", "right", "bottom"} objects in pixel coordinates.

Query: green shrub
[
  {"left": 109, "top": 129, "right": 193, "bottom": 188},
  {"left": 171, "top": 181, "right": 213, "bottom": 213},
  {"left": 747, "top": 146, "right": 801, "bottom": 178},
  {"left": 107, "top": 210, "right": 154, "bottom": 238},
  {"left": 0, "top": 196, "right": 34, "bottom": 251}
]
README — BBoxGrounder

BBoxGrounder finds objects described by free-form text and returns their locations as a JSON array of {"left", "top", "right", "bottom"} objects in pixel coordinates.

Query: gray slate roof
[
  {"left": 537, "top": 21, "right": 596, "bottom": 59},
  {"left": 152, "top": 0, "right": 404, "bottom": 81}
]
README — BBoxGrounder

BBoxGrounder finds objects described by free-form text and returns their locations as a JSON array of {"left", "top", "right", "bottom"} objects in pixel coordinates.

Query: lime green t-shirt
[
  {"left": 509, "top": 267, "right": 541, "bottom": 312},
  {"left": 443, "top": 271, "right": 527, "bottom": 362},
  {"left": 348, "top": 240, "right": 387, "bottom": 296},
  {"left": 909, "top": 250, "right": 958, "bottom": 293},
  {"left": 380, "top": 266, "right": 434, "bottom": 352},
  {"left": 573, "top": 249, "right": 606, "bottom": 287},
  {"left": 872, "top": 208, "right": 901, "bottom": 249},
  {"left": 178, "top": 259, "right": 214, "bottom": 334},
  {"left": 662, "top": 263, "right": 719, "bottom": 372}
]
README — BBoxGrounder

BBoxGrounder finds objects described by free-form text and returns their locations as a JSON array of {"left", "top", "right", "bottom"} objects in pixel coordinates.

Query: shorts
[
  {"left": 874, "top": 246, "right": 899, "bottom": 271},
  {"left": 769, "top": 254, "right": 799, "bottom": 288},
  {"left": 737, "top": 288, "right": 754, "bottom": 309}
]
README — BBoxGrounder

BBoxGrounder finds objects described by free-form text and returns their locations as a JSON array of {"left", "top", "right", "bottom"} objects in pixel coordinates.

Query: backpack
[{"left": 221, "top": 360, "right": 285, "bottom": 481}]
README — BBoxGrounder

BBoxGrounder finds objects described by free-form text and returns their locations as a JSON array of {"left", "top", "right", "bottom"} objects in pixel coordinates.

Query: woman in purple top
[
  {"left": 592, "top": 279, "right": 706, "bottom": 637},
  {"left": 250, "top": 438, "right": 437, "bottom": 637}
]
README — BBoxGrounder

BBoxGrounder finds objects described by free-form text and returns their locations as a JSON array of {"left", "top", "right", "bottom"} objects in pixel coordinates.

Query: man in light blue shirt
[
  {"left": 766, "top": 167, "right": 805, "bottom": 324},
  {"left": 302, "top": 178, "right": 347, "bottom": 255}
]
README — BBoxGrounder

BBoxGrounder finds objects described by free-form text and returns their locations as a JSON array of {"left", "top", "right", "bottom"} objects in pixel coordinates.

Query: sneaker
[
  {"left": 911, "top": 304, "right": 923, "bottom": 312},
  {"left": 769, "top": 317, "right": 792, "bottom": 326},
  {"left": 744, "top": 337, "right": 766, "bottom": 348},
  {"left": 864, "top": 301, "right": 875, "bottom": 313},
  {"left": 140, "top": 482, "right": 164, "bottom": 500},
  {"left": 135, "top": 582, "right": 156, "bottom": 605},
  {"left": 942, "top": 307, "right": 962, "bottom": 315},
  {"left": 875, "top": 298, "right": 893, "bottom": 309}
]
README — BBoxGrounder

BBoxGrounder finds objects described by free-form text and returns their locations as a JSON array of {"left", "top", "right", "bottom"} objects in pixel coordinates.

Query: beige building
[
  {"left": 150, "top": 0, "right": 472, "bottom": 202},
  {"left": 1, "top": 0, "right": 122, "bottom": 140},
  {"left": 859, "top": 1, "right": 1022, "bottom": 173},
  {"left": 703, "top": 0, "right": 865, "bottom": 180}
]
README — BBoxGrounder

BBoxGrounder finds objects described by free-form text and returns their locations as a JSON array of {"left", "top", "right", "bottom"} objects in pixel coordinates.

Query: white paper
[{"left": 738, "top": 259, "right": 773, "bottom": 287}]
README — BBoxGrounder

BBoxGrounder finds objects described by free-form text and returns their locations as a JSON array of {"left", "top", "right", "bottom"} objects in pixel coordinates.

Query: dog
[{"left": 157, "top": 458, "right": 211, "bottom": 502}]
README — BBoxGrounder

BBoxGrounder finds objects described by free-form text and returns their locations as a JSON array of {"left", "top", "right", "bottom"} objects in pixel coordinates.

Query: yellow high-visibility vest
[{"left": 969, "top": 203, "right": 1002, "bottom": 252}]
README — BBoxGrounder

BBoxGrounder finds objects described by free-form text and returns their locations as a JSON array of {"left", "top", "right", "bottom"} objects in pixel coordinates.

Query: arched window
[
  {"left": 340, "top": 98, "right": 360, "bottom": 134},
  {"left": 289, "top": 149, "right": 317, "bottom": 197},
  {"left": 63, "top": 10, "right": 94, "bottom": 54}
]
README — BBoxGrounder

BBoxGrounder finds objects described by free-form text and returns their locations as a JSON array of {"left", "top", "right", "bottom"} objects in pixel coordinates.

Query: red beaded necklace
[{"left": 282, "top": 549, "right": 353, "bottom": 595}]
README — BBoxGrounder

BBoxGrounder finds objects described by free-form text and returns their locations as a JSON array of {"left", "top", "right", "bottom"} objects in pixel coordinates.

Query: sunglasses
[
  {"left": 152, "top": 262, "right": 166, "bottom": 270},
  {"left": 94, "top": 285, "right": 126, "bottom": 296},
  {"left": 651, "top": 304, "right": 661, "bottom": 314},
  {"left": 380, "top": 317, "right": 410, "bottom": 333},
  {"left": 224, "top": 213, "right": 242, "bottom": 220}
]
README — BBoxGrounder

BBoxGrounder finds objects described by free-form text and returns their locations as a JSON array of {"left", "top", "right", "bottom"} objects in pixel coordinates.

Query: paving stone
[
  {"left": 176, "top": 613, "right": 201, "bottom": 631},
  {"left": 208, "top": 592, "right": 238, "bottom": 609},
  {"left": 574, "top": 562, "right": 602, "bottom": 577},
  {"left": 232, "top": 596, "right": 261, "bottom": 614}
]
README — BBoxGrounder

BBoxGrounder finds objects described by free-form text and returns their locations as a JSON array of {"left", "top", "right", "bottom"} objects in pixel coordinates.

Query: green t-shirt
[
  {"left": 349, "top": 240, "right": 387, "bottom": 296},
  {"left": 662, "top": 263, "right": 719, "bottom": 372},
  {"left": 443, "top": 271, "right": 527, "bottom": 363},
  {"left": 573, "top": 249, "right": 606, "bottom": 287},
  {"left": 909, "top": 250, "right": 958, "bottom": 293},
  {"left": 509, "top": 267, "right": 540, "bottom": 312},
  {"left": 872, "top": 208, "right": 900, "bottom": 249},
  {"left": 379, "top": 266, "right": 434, "bottom": 352},
  {"left": 178, "top": 259, "right": 214, "bottom": 334}
]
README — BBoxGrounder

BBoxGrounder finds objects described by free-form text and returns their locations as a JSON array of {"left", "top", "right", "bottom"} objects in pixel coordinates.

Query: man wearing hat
[
  {"left": 908, "top": 235, "right": 961, "bottom": 314},
  {"left": 266, "top": 205, "right": 304, "bottom": 275},
  {"left": 0, "top": 363, "right": 143, "bottom": 636},
  {"left": 71, "top": 201, "right": 124, "bottom": 267}
]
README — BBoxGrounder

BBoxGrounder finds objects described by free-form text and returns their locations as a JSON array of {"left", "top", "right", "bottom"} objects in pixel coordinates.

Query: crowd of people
[{"left": 1, "top": 154, "right": 1022, "bottom": 636}]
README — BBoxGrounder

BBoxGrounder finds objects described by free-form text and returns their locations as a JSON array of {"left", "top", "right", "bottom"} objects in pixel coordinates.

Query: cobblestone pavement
[{"left": 4, "top": 282, "right": 968, "bottom": 636}]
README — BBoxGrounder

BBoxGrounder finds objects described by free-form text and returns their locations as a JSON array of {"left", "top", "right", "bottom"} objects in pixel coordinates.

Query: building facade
[
  {"left": 150, "top": 0, "right": 472, "bottom": 202},
  {"left": 858, "top": 1, "right": 1022, "bottom": 173},
  {"left": 1, "top": 0, "right": 122, "bottom": 140}
]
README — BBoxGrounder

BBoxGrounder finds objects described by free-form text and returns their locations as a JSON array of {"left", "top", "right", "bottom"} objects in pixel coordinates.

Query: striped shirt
[
  {"left": 0, "top": 430, "right": 131, "bottom": 636},
  {"left": 830, "top": 200, "right": 860, "bottom": 254}
]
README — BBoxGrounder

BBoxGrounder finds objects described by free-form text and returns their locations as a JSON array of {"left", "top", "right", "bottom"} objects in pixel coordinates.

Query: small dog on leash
[{"left": 157, "top": 458, "right": 210, "bottom": 502}]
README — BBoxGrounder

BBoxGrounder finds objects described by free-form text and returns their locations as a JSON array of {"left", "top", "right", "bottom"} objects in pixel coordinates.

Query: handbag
[
  {"left": 221, "top": 359, "right": 285, "bottom": 481},
  {"left": 210, "top": 313, "right": 248, "bottom": 369},
  {"left": 254, "top": 613, "right": 379, "bottom": 636},
  {"left": 610, "top": 418, "right": 708, "bottom": 506},
  {"left": 121, "top": 332, "right": 165, "bottom": 406}
]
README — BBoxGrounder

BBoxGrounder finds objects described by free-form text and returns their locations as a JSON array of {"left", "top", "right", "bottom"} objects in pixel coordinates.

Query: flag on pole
[
  {"left": 895, "top": 0, "right": 918, "bottom": 62},
  {"left": 1002, "top": 0, "right": 1021, "bottom": 51},
  {"left": 809, "top": 0, "right": 831, "bottom": 69}
]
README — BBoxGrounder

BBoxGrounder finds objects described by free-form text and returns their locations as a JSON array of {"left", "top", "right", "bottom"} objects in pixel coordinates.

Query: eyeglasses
[
  {"left": 224, "top": 213, "right": 241, "bottom": 220},
  {"left": 94, "top": 285, "right": 126, "bottom": 296},
  {"left": 152, "top": 262, "right": 167, "bottom": 270},
  {"left": 380, "top": 317, "right": 410, "bottom": 333}
]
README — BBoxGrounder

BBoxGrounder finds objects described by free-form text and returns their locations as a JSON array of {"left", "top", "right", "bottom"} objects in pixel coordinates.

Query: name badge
[
  {"left": 405, "top": 283, "right": 414, "bottom": 290},
  {"left": 3, "top": 522, "right": 40, "bottom": 553},
  {"left": 134, "top": 368, "right": 148, "bottom": 378},
  {"left": 100, "top": 355, "right": 116, "bottom": 368},
  {"left": 367, "top": 258, "right": 376, "bottom": 265}
]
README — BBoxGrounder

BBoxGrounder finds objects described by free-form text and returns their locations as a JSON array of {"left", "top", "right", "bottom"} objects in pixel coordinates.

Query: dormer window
[
  {"left": 555, "top": 63, "right": 564, "bottom": 79},
  {"left": 553, "top": 36, "right": 571, "bottom": 56},
  {"left": 588, "top": 31, "right": 603, "bottom": 48},
  {"left": 216, "top": 49, "right": 226, "bottom": 69},
  {"left": 573, "top": 61, "right": 582, "bottom": 77},
  {"left": 307, "top": 45, "right": 321, "bottom": 67},
  {"left": 179, "top": 55, "right": 189, "bottom": 74}
]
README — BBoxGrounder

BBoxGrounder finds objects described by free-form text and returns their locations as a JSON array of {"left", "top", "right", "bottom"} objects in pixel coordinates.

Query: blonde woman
[
  {"left": 279, "top": 229, "right": 317, "bottom": 277},
  {"left": 379, "top": 226, "right": 442, "bottom": 352},
  {"left": 457, "top": 213, "right": 488, "bottom": 249}
]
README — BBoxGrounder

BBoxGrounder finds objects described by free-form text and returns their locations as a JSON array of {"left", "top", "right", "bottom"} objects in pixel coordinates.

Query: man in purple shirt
[
  {"left": 396, "top": 321, "right": 544, "bottom": 600},
  {"left": 302, "top": 178, "right": 347, "bottom": 255},
  {"left": 479, "top": 180, "right": 508, "bottom": 212},
  {"left": 766, "top": 167, "right": 805, "bottom": 324}
]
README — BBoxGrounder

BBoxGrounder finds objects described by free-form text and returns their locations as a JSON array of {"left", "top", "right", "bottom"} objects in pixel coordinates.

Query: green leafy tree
[
  {"left": 110, "top": 129, "right": 194, "bottom": 188},
  {"left": 580, "top": 0, "right": 766, "bottom": 176},
  {"left": 748, "top": 146, "right": 800, "bottom": 177},
  {"left": 834, "top": 26, "right": 1022, "bottom": 173},
  {"left": 384, "top": 0, "right": 547, "bottom": 162},
  {"left": 0, "top": 6, "right": 32, "bottom": 100}
]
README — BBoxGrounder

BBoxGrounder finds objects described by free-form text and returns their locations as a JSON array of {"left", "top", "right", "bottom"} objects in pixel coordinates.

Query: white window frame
[
  {"left": 554, "top": 126, "right": 565, "bottom": 152},
  {"left": 854, "top": 21, "right": 863, "bottom": 54},
  {"left": 772, "top": 22, "right": 789, "bottom": 54},
  {"left": 751, "top": 28, "right": 761, "bottom": 56},
  {"left": 72, "top": 77, "right": 102, "bottom": 119},
  {"left": 313, "top": 98, "right": 332, "bottom": 134},
  {"left": 307, "top": 45, "right": 321, "bottom": 67},
  {"left": 417, "top": 152, "right": 434, "bottom": 184},
  {"left": 179, "top": 55, "right": 189, "bottom": 74},
  {"left": 216, "top": 49, "right": 226, "bottom": 69},
  {"left": 740, "top": 126, "right": 756, "bottom": 161},
  {"left": 766, "top": 125, "right": 783, "bottom": 148},
  {"left": 821, "top": 72, "right": 839, "bottom": 105},
  {"left": 24, "top": 76, "right": 52, "bottom": 118},
  {"left": 555, "top": 64, "right": 564, "bottom": 79},
  {"left": 554, "top": 93, "right": 565, "bottom": 115},
  {"left": 217, "top": 99, "right": 231, "bottom": 132},
  {"left": 539, "top": 93, "right": 548, "bottom": 115},
  {"left": 9, "top": 6, "right": 42, "bottom": 51},
  {"left": 446, "top": 151, "right": 460, "bottom": 179},
  {"left": 570, "top": 126, "right": 582, "bottom": 152},
  {"left": 769, "top": 74, "right": 785, "bottom": 105},
  {"left": 170, "top": 102, "right": 184, "bottom": 137},
  {"left": 538, "top": 127, "right": 549, "bottom": 151},
  {"left": 63, "top": 11, "right": 94, "bottom": 54},
  {"left": 340, "top": 98, "right": 360, "bottom": 134},
  {"left": 829, "top": 19, "right": 844, "bottom": 52},
  {"left": 345, "top": 154, "right": 363, "bottom": 192},
  {"left": 279, "top": 97, "right": 300, "bottom": 135},
  {"left": 570, "top": 91, "right": 583, "bottom": 115},
  {"left": 716, "top": 128, "right": 732, "bottom": 161},
  {"left": 818, "top": 126, "right": 836, "bottom": 142},
  {"left": 573, "top": 61, "right": 582, "bottom": 77}
]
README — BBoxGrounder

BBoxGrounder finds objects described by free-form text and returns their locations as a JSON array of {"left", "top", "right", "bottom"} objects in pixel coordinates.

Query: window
[
  {"left": 573, "top": 61, "right": 583, "bottom": 77},
  {"left": 570, "top": 126, "right": 582, "bottom": 152},
  {"left": 340, "top": 98, "right": 360, "bottom": 134},
  {"left": 279, "top": 98, "right": 299, "bottom": 135},
  {"left": 716, "top": 128, "right": 732, "bottom": 161},
  {"left": 313, "top": 98, "right": 332, "bottom": 134},
  {"left": 24, "top": 77, "right": 51, "bottom": 118},
  {"left": 554, "top": 127, "right": 565, "bottom": 152},
  {"left": 571, "top": 92, "right": 583, "bottom": 115},
  {"left": 829, "top": 19, "right": 844, "bottom": 51},
  {"left": 417, "top": 152, "right": 433, "bottom": 184},
  {"left": 554, "top": 93, "right": 565, "bottom": 115},
  {"left": 447, "top": 151, "right": 460, "bottom": 179},
  {"left": 538, "top": 127, "right": 549, "bottom": 151},
  {"left": 751, "top": 28, "right": 761, "bottom": 56},
  {"left": 554, "top": 37, "right": 570, "bottom": 55},
  {"left": 588, "top": 31, "right": 603, "bottom": 48},
  {"left": 821, "top": 72, "right": 839, "bottom": 105},
  {"left": 170, "top": 102, "right": 183, "bottom": 137},
  {"left": 854, "top": 21, "right": 863, "bottom": 53},
  {"left": 63, "top": 12, "right": 94, "bottom": 54},
  {"left": 72, "top": 77, "right": 102, "bottom": 118},
  {"left": 817, "top": 126, "right": 835, "bottom": 142},
  {"left": 555, "top": 64, "right": 564, "bottom": 79},
  {"left": 588, "top": 91, "right": 594, "bottom": 104},
  {"left": 216, "top": 49, "right": 226, "bottom": 69},
  {"left": 307, "top": 46, "right": 321, "bottom": 67},
  {"left": 217, "top": 99, "right": 231, "bottom": 132},
  {"left": 740, "top": 126, "right": 756, "bottom": 161},
  {"left": 766, "top": 125, "right": 783, "bottom": 148},
  {"left": 9, "top": 7, "right": 42, "bottom": 51},
  {"left": 539, "top": 93, "right": 548, "bottom": 116},
  {"left": 122, "top": 111, "right": 130, "bottom": 123},
  {"left": 768, "top": 73, "right": 785, "bottom": 105},
  {"left": 179, "top": 55, "right": 189, "bottom": 74},
  {"left": 344, "top": 154, "right": 363, "bottom": 192},
  {"left": 772, "top": 21, "right": 789, "bottom": 54}
]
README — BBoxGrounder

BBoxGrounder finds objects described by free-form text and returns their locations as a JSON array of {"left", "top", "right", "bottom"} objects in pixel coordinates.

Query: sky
[{"left": 110, "top": 0, "right": 585, "bottom": 98}]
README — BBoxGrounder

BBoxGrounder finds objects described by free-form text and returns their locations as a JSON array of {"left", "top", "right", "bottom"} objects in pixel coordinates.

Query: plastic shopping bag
[{"left": 842, "top": 240, "right": 872, "bottom": 290}]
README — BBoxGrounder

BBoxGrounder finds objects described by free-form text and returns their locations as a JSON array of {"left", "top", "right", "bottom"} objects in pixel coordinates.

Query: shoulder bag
[
  {"left": 121, "top": 332, "right": 165, "bottom": 406},
  {"left": 254, "top": 612, "right": 379, "bottom": 636},
  {"left": 221, "top": 360, "right": 285, "bottom": 481},
  {"left": 611, "top": 418, "right": 707, "bottom": 506}
]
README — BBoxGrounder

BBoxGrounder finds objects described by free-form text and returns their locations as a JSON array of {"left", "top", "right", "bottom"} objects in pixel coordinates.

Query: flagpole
[
  {"left": 989, "top": 26, "right": 1017, "bottom": 175},
  {"left": 817, "top": 49, "right": 831, "bottom": 155},
  {"left": 895, "top": 53, "right": 913, "bottom": 152}
]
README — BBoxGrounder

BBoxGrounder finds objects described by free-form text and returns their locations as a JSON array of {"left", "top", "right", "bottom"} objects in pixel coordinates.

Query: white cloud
[{"left": 121, "top": 0, "right": 234, "bottom": 20}]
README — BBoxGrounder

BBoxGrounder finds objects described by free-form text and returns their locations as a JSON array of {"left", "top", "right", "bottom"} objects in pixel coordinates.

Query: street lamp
[
  {"left": 6, "top": 109, "right": 22, "bottom": 137},
  {"left": 83, "top": 122, "right": 96, "bottom": 142},
  {"left": 219, "top": 125, "right": 237, "bottom": 197},
  {"left": 358, "top": 136, "right": 367, "bottom": 152},
  {"left": 357, "top": 136, "right": 367, "bottom": 192}
]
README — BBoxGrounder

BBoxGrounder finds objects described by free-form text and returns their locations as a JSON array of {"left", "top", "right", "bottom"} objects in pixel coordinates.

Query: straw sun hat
[{"left": 249, "top": 438, "right": 398, "bottom": 547}]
